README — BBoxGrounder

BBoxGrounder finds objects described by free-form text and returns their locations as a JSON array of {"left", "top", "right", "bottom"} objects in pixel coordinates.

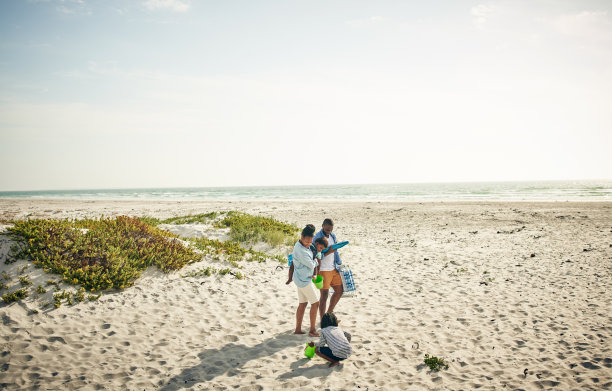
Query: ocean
[{"left": 0, "top": 181, "right": 611, "bottom": 202}]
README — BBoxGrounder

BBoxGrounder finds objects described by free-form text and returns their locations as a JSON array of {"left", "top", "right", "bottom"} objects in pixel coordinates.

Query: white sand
[{"left": 0, "top": 199, "right": 611, "bottom": 390}]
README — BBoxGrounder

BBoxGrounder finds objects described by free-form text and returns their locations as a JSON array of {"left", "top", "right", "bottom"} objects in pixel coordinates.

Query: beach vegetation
[
  {"left": 6, "top": 216, "right": 198, "bottom": 292},
  {"left": 215, "top": 211, "right": 298, "bottom": 246},
  {"left": 424, "top": 354, "right": 449, "bottom": 371},
  {"left": 162, "top": 212, "right": 219, "bottom": 225},
  {"left": 188, "top": 237, "right": 270, "bottom": 267},
  {"left": 0, "top": 282, "right": 8, "bottom": 290},
  {"left": 19, "top": 275, "right": 33, "bottom": 287},
  {"left": 73, "top": 287, "right": 86, "bottom": 303},
  {"left": 139, "top": 212, "right": 218, "bottom": 226},
  {"left": 88, "top": 293, "right": 101, "bottom": 301},
  {"left": 36, "top": 285, "right": 46, "bottom": 294},
  {"left": 2, "top": 288, "right": 28, "bottom": 304},
  {"left": 182, "top": 266, "right": 244, "bottom": 280},
  {"left": 2, "top": 272, "right": 10, "bottom": 281}
]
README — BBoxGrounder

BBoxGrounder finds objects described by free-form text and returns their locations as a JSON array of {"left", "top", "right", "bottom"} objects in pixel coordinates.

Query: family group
[{"left": 288, "top": 218, "right": 352, "bottom": 367}]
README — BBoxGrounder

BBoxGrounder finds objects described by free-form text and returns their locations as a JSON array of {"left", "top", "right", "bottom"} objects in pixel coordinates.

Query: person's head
[
  {"left": 314, "top": 237, "right": 328, "bottom": 252},
  {"left": 300, "top": 224, "right": 316, "bottom": 247},
  {"left": 322, "top": 218, "right": 334, "bottom": 236},
  {"left": 321, "top": 312, "right": 339, "bottom": 329}
]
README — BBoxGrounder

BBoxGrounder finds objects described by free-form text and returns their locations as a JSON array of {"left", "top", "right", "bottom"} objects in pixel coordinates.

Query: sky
[{"left": 0, "top": 0, "right": 611, "bottom": 191}]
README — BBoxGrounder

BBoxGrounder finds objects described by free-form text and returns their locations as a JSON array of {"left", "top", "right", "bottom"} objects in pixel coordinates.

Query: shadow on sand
[{"left": 159, "top": 331, "right": 331, "bottom": 390}]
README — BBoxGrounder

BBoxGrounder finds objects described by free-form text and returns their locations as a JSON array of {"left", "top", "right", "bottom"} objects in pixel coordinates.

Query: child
[
  {"left": 313, "top": 312, "right": 352, "bottom": 367},
  {"left": 286, "top": 236, "right": 328, "bottom": 285}
]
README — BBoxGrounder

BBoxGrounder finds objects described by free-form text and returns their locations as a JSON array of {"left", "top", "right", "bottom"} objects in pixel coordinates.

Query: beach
[{"left": 1, "top": 199, "right": 611, "bottom": 390}]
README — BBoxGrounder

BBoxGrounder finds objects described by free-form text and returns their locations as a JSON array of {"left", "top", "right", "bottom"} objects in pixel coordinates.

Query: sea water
[{"left": 1, "top": 181, "right": 611, "bottom": 202}]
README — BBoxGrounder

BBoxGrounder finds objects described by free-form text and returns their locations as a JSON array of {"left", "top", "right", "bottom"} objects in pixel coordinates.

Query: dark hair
[
  {"left": 301, "top": 224, "right": 316, "bottom": 237},
  {"left": 321, "top": 312, "right": 339, "bottom": 329},
  {"left": 323, "top": 218, "right": 334, "bottom": 227},
  {"left": 314, "top": 237, "right": 328, "bottom": 247}
]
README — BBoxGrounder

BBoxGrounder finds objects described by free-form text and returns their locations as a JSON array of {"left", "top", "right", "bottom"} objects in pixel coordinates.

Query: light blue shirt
[{"left": 292, "top": 240, "right": 317, "bottom": 288}]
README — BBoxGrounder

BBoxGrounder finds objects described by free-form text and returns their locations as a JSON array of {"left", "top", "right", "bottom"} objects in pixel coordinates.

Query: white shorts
[{"left": 297, "top": 283, "right": 319, "bottom": 304}]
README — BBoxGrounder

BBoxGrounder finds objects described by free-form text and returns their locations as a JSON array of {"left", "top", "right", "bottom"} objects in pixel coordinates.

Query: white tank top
[{"left": 319, "top": 235, "right": 336, "bottom": 271}]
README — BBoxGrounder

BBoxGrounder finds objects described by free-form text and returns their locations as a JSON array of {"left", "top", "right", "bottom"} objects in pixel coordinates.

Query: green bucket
[
  {"left": 312, "top": 275, "right": 324, "bottom": 289},
  {"left": 304, "top": 343, "right": 316, "bottom": 358}
]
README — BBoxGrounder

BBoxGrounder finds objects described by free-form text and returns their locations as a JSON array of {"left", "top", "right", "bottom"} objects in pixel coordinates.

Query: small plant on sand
[
  {"left": 0, "top": 282, "right": 7, "bottom": 290},
  {"left": 53, "top": 291, "right": 70, "bottom": 308},
  {"left": 87, "top": 293, "right": 101, "bottom": 301},
  {"left": 36, "top": 285, "right": 46, "bottom": 294},
  {"left": 19, "top": 275, "right": 32, "bottom": 287},
  {"left": 456, "top": 268, "right": 468, "bottom": 274},
  {"left": 424, "top": 354, "right": 449, "bottom": 371},
  {"left": 2, "top": 272, "right": 10, "bottom": 281},
  {"left": 218, "top": 268, "right": 231, "bottom": 276},
  {"left": 73, "top": 287, "right": 86, "bottom": 303},
  {"left": 2, "top": 288, "right": 29, "bottom": 304}
]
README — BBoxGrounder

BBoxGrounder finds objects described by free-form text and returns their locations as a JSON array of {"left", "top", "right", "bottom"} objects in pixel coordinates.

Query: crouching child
[{"left": 314, "top": 312, "right": 352, "bottom": 367}]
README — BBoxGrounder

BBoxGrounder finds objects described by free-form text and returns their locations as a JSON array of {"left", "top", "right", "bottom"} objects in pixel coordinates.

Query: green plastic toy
[
  {"left": 304, "top": 343, "right": 316, "bottom": 358},
  {"left": 312, "top": 275, "right": 324, "bottom": 289}
]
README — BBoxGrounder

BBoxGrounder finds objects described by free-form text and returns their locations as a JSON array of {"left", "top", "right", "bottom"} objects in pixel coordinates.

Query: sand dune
[{"left": 1, "top": 200, "right": 611, "bottom": 390}]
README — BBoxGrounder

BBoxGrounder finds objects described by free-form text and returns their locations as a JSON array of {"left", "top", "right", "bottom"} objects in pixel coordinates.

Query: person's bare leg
[
  {"left": 295, "top": 302, "right": 307, "bottom": 334},
  {"left": 315, "top": 348, "right": 339, "bottom": 367},
  {"left": 309, "top": 301, "right": 320, "bottom": 336},
  {"left": 318, "top": 289, "right": 329, "bottom": 319},
  {"left": 327, "top": 285, "right": 343, "bottom": 314}
]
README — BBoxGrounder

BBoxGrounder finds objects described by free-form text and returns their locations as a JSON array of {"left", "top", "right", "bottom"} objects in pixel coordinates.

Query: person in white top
[{"left": 313, "top": 218, "right": 344, "bottom": 320}]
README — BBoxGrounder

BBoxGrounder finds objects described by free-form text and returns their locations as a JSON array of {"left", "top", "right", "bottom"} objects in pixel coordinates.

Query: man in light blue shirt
[{"left": 292, "top": 224, "right": 320, "bottom": 337}]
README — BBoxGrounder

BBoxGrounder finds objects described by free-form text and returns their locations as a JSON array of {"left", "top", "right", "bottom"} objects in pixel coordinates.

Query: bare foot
[
  {"left": 294, "top": 330, "right": 305, "bottom": 335},
  {"left": 328, "top": 361, "right": 340, "bottom": 368},
  {"left": 308, "top": 331, "right": 320, "bottom": 337}
]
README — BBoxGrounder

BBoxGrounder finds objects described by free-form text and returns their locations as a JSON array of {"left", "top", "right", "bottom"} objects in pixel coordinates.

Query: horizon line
[{"left": 1, "top": 178, "right": 611, "bottom": 194}]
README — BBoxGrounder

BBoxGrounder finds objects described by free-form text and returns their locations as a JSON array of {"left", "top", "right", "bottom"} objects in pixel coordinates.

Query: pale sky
[{"left": 1, "top": 0, "right": 611, "bottom": 191}]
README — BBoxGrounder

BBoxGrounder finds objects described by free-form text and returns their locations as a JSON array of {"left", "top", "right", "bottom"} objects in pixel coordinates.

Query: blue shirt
[
  {"left": 313, "top": 229, "right": 342, "bottom": 271},
  {"left": 292, "top": 240, "right": 318, "bottom": 288}
]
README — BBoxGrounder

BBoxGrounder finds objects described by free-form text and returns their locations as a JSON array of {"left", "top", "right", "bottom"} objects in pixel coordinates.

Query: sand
[{"left": 0, "top": 199, "right": 611, "bottom": 390}]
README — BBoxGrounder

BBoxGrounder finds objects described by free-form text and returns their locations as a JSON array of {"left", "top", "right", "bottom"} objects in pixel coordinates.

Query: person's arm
[{"left": 315, "top": 332, "right": 327, "bottom": 347}]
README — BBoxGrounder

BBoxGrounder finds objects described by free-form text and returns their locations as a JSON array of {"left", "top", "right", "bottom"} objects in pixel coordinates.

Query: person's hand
[{"left": 326, "top": 247, "right": 336, "bottom": 255}]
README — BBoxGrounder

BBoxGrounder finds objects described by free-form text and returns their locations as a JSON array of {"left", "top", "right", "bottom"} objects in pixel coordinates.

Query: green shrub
[
  {"left": 7, "top": 216, "right": 198, "bottom": 292},
  {"left": 215, "top": 211, "right": 298, "bottom": 246},
  {"left": 424, "top": 354, "right": 449, "bottom": 371}
]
